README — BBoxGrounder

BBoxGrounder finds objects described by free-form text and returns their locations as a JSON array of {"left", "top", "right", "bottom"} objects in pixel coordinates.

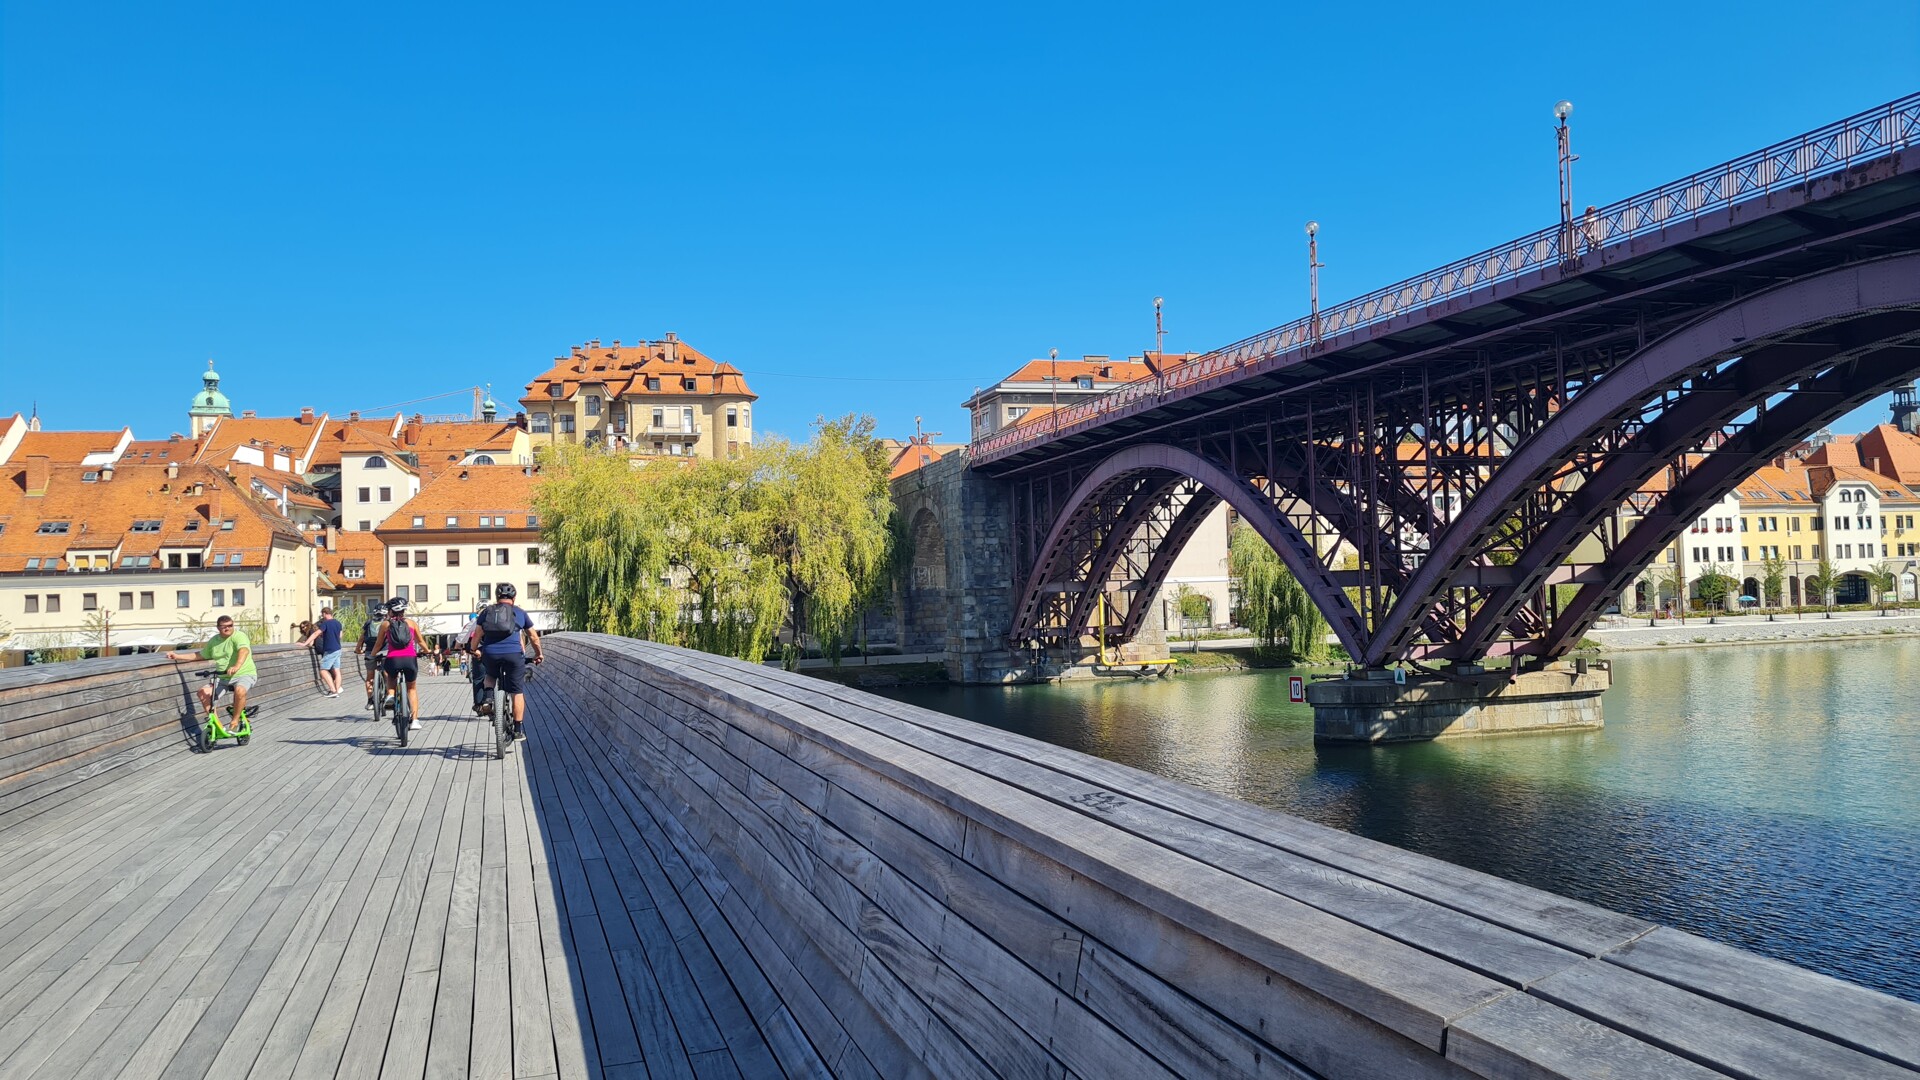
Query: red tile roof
[
  {"left": 11, "top": 429, "right": 131, "bottom": 464},
  {"left": 317, "top": 529, "right": 386, "bottom": 593},
  {"left": 520, "top": 339, "right": 757, "bottom": 405},
  {"left": 375, "top": 465, "right": 545, "bottom": 534}
]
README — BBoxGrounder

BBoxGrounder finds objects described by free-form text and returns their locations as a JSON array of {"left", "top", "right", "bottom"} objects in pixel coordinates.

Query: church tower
[
  {"left": 189, "top": 359, "right": 233, "bottom": 437},
  {"left": 1893, "top": 383, "right": 1920, "bottom": 436}
]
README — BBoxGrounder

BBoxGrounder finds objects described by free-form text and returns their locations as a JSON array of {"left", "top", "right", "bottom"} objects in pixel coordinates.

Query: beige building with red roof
[
  {"left": 0, "top": 459, "right": 319, "bottom": 658},
  {"left": 519, "top": 336, "right": 756, "bottom": 460},
  {"left": 372, "top": 465, "right": 557, "bottom": 636}
]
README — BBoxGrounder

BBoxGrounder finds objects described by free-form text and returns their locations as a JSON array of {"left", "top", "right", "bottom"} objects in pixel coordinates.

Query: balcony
[{"left": 643, "top": 425, "right": 701, "bottom": 438}]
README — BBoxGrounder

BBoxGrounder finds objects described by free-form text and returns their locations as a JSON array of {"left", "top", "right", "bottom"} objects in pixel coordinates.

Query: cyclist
[
  {"left": 357, "top": 600, "right": 388, "bottom": 710},
  {"left": 372, "top": 596, "right": 425, "bottom": 730},
  {"left": 165, "top": 615, "right": 257, "bottom": 723},
  {"left": 473, "top": 584, "right": 543, "bottom": 740}
]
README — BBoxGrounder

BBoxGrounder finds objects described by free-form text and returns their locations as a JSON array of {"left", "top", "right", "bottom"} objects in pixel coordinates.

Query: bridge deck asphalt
[{"left": 0, "top": 672, "right": 819, "bottom": 1080}]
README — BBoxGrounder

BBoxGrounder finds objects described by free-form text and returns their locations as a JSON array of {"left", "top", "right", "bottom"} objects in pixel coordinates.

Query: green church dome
[{"left": 190, "top": 359, "right": 233, "bottom": 418}]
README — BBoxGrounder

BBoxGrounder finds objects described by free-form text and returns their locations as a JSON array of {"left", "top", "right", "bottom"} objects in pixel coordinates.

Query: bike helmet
[
  {"left": 387, "top": 595, "right": 410, "bottom": 616},
  {"left": 494, "top": 583, "right": 516, "bottom": 599},
  {"left": 368, "top": 600, "right": 387, "bottom": 618}
]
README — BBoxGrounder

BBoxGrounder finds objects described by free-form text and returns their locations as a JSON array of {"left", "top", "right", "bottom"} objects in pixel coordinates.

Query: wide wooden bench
[
  {"left": 0, "top": 644, "right": 321, "bottom": 825},
  {"left": 541, "top": 633, "right": 1920, "bottom": 1080}
]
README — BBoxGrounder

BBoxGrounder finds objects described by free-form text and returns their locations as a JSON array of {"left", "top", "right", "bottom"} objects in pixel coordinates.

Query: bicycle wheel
[
  {"left": 393, "top": 673, "right": 410, "bottom": 746},
  {"left": 200, "top": 717, "right": 217, "bottom": 754},
  {"left": 373, "top": 669, "right": 389, "bottom": 722},
  {"left": 493, "top": 684, "right": 510, "bottom": 758}
]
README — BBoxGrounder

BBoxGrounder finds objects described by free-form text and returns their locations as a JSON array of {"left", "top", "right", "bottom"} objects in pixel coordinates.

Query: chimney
[
  {"left": 458, "top": 469, "right": 470, "bottom": 480},
  {"left": 241, "top": 409, "right": 256, "bottom": 419},
  {"left": 23, "top": 455, "right": 50, "bottom": 497},
  {"left": 207, "top": 486, "right": 223, "bottom": 527},
  {"left": 326, "top": 526, "right": 338, "bottom": 551},
  {"left": 665, "top": 336, "right": 678, "bottom": 365},
  {"left": 406, "top": 415, "right": 424, "bottom": 445},
  {"left": 167, "top": 460, "right": 180, "bottom": 480},
  {"left": 100, "top": 464, "right": 114, "bottom": 483},
  {"left": 348, "top": 411, "right": 361, "bottom": 422},
  {"left": 299, "top": 406, "right": 315, "bottom": 424}
]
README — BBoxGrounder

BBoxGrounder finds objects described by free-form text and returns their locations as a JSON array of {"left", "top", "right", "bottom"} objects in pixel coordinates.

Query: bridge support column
[{"left": 1307, "top": 662, "right": 1609, "bottom": 743}]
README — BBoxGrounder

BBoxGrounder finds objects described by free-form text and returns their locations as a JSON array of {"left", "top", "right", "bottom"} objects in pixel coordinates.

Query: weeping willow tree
[
  {"left": 1228, "top": 522, "right": 1330, "bottom": 663},
  {"left": 535, "top": 415, "right": 894, "bottom": 666}
]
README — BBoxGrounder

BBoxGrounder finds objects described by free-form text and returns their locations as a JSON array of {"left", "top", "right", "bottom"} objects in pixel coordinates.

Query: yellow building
[
  {"left": 519, "top": 336, "right": 756, "bottom": 460},
  {"left": 373, "top": 465, "right": 558, "bottom": 637}
]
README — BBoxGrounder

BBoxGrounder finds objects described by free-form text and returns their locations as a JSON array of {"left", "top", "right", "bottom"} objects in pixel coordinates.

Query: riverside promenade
[
  {"left": 6, "top": 639, "right": 1920, "bottom": 1078},
  {"left": 1587, "top": 611, "right": 1920, "bottom": 650}
]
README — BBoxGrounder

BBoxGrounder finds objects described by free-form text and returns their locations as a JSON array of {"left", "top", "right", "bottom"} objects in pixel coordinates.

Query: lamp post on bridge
[
  {"left": 1555, "top": 99, "right": 1578, "bottom": 259},
  {"left": 1049, "top": 348, "right": 1059, "bottom": 433},
  {"left": 1306, "top": 221, "right": 1323, "bottom": 346}
]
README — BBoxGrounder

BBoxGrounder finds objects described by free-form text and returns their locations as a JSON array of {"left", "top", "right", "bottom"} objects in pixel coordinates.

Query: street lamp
[
  {"left": 1305, "top": 221, "right": 1323, "bottom": 345},
  {"left": 1049, "top": 348, "right": 1060, "bottom": 432},
  {"left": 1555, "top": 100, "right": 1578, "bottom": 259}
]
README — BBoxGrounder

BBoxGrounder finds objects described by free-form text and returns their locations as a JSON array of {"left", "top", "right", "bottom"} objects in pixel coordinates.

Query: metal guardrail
[{"left": 972, "top": 93, "right": 1920, "bottom": 462}]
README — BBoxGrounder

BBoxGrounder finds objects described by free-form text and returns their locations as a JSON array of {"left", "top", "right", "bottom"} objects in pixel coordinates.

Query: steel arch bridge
[{"left": 972, "top": 94, "right": 1920, "bottom": 668}]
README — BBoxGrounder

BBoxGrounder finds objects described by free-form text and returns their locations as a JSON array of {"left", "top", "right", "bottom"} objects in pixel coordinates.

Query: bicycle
[
  {"left": 371, "top": 665, "right": 390, "bottom": 723},
  {"left": 489, "top": 673, "right": 512, "bottom": 759},
  {"left": 194, "top": 669, "right": 255, "bottom": 753},
  {"left": 390, "top": 667, "right": 413, "bottom": 747}
]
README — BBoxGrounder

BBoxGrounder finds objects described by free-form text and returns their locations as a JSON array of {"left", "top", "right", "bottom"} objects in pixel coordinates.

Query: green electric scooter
[{"left": 196, "top": 669, "right": 256, "bottom": 753}]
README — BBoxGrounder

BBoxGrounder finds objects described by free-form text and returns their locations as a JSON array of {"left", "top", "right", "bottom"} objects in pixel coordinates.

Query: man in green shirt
[{"left": 167, "top": 615, "right": 258, "bottom": 721}]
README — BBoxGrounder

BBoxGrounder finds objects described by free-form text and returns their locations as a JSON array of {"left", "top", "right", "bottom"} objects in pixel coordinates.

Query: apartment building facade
[
  {"left": 372, "top": 465, "right": 558, "bottom": 637},
  {"left": 519, "top": 336, "right": 756, "bottom": 460}
]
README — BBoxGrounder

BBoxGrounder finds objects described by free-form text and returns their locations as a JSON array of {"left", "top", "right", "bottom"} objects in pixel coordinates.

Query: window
[
  {"left": 23, "top": 596, "right": 37, "bottom": 614},
  {"left": 1006, "top": 406, "right": 1030, "bottom": 421},
  {"left": 177, "top": 590, "right": 190, "bottom": 608},
  {"left": 396, "top": 551, "right": 410, "bottom": 568},
  {"left": 446, "top": 549, "right": 461, "bottom": 567},
  {"left": 1076, "top": 376, "right": 1094, "bottom": 389},
  {"left": 413, "top": 549, "right": 427, "bottom": 566},
  {"left": 652, "top": 407, "right": 664, "bottom": 429},
  {"left": 527, "top": 547, "right": 541, "bottom": 565},
  {"left": 140, "top": 591, "right": 154, "bottom": 610},
  {"left": 37, "top": 521, "right": 70, "bottom": 535},
  {"left": 646, "top": 377, "right": 660, "bottom": 391},
  {"left": 83, "top": 592, "right": 97, "bottom": 611},
  {"left": 682, "top": 406, "right": 694, "bottom": 430},
  {"left": 414, "top": 584, "right": 429, "bottom": 602},
  {"left": 472, "top": 454, "right": 495, "bottom": 465},
  {"left": 495, "top": 548, "right": 509, "bottom": 566},
  {"left": 585, "top": 396, "right": 601, "bottom": 416},
  {"left": 447, "top": 515, "right": 459, "bottom": 527},
  {"left": 342, "top": 560, "right": 365, "bottom": 579},
  {"left": 683, "top": 378, "right": 697, "bottom": 392},
  {"left": 45, "top": 594, "right": 60, "bottom": 614},
  {"left": 558, "top": 414, "right": 575, "bottom": 434},
  {"left": 82, "top": 471, "right": 99, "bottom": 482},
  {"left": 379, "top": 487, "right": 392, "bottom": 501},
  {"left": 359, "top": 521, "right": 371, "bottom": 531},
  {"left": 412, "top": 515, "right": 425, "bottom": 528},
  {"left": 531, "top": 412, "right": 550, "bottom": 434},
  {"left": 359, "top": 487, "right": 371, "bottom": 503},
  {"left": 220, "top": 519, "right": 234, "bottom": 531},
  {"left": 727, "top": 406, "right": 738, "bottom": 427},
  {"left": 213, "top": 589, "right": 227, "bottom": 606},
  {"left": 528, "top": 582, "right": 542, "bottom": 600},
  {"left": 1812, "top": 517, "right": 1823, "bottom": 530},
  {"left": 120, "top": 592, "right": 135, "bottom": 610},
  {"left": 185, "top": 519, "right": 200, "bottom": 532},
  {"left": 1741, "top": 547, "right": 1749, "bottom": 561},
  {"left": 365, "top": 455, "right": 388, "bottom": 469},
  {"left": 527, "top": 514, "right": 539, "bottom": 528},
  {"left": 228, "top": 553, "right": 243, "bottom": 567},
  {"left": 24, "top": 558, "right": 39, "bottom": 570},
  {"left": 479, "top": 548, "right": 493, "bottom": 565},
  {"left": 447, "top": 584, "right": 461, "bottom": 602},
  {"left": 131, "top": 519, "right": 162, "bottom": 533}
]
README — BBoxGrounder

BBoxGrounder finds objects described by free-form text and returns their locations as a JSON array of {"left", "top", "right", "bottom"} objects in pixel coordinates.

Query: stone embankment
[{"left": 1589, "top": 612, "right": 1920, "bottom": 651}]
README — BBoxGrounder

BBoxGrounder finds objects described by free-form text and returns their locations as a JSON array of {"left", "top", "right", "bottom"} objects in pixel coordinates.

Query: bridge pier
[{"left": 1307, "top": 662, "right": 1609, "bottom": 743}]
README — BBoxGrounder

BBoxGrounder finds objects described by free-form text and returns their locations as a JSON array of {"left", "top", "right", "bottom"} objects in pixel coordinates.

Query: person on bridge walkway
[
  {"left": 300, "top": 607, "right": 344, "bottom": 697},
  {"left": 165, "top": 615, "right": 257, "bottom": 723},
  {"left": 471, "top": 583, "right": 543, "bottom": 741}
]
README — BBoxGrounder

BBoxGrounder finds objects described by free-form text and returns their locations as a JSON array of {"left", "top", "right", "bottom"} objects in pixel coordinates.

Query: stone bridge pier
[{"left": 890, "top": 452, "right": 1022, "bottom": 683}]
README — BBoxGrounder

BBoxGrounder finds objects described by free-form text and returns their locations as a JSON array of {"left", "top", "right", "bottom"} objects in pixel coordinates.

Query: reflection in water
[{"left": 880, "top": 639, "right": 1920, "bottom": 1001}]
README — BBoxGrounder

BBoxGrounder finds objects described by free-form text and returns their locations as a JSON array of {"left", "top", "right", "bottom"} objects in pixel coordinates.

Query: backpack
[
  {"left": 388, "top": 618, "right": 413, "bottom": 649},
  {"left": 480, "top": 603, "right": 520, "bottom": 642}
]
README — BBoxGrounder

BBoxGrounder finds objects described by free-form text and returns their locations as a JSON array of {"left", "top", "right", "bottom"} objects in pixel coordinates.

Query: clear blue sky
[{"left": 4, "top": 2, "right": 1917, "bottom": 444}]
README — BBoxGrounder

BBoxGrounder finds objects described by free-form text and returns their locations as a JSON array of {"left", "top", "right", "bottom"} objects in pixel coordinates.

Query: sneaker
[
  {"left": 409, "top": 719, "right": 421, "bottom": 730},
  {"left": 513, "top": 723, "right": 526, "bottom": 742}
]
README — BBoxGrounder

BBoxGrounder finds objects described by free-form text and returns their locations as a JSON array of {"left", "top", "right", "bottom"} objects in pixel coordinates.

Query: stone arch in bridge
[
  {"left": 1369, "top": 253, "right": 1920, "bottom": 665},
  {"left": 904, "top": 506, "right": 950, "bottom": 651},
  {"left": 1006, "top": 443, "right": 1372, "bottom": 658}
]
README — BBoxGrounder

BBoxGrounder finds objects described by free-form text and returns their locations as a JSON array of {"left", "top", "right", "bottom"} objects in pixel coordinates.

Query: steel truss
[{"left": 1005, "top": 255, "right": 1920, "bottom": 666}]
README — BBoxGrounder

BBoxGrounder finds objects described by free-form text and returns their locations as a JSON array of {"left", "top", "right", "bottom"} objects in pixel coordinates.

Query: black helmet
[
  {"left": 368, "top": 600, "right": 387, "bottom": 616},
  {"left": 494, "top": 583, "right": 517, "bottom": 599},
  {"left": 387, "top": 595, "right": 410, "bottom": 615}
]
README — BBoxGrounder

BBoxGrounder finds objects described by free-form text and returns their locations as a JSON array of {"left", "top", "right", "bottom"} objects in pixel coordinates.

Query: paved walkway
[{"left": 0, "top": 674, "right": 816, "bottom": 1080}]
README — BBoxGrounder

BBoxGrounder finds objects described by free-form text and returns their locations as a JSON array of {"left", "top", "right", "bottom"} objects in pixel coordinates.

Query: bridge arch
[
  {"left": 1370, "top": 253, "right": 1920, "bottom": 664},
  {"left": 1007, "top": 443, "right": 1371, "bottom": 657}
]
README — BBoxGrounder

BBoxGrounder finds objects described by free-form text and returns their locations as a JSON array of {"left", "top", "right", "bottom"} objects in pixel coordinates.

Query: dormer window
[
  {"left": 1076, "top": 376, "right": 1094, "bottom": 389},
  {"left": 682, "top": 378, "right": 697, "bottom": 391},
  {"left": 184, "top": 519, "right": 200, "bottom": 532},
  {"left": 82, "top": 471, "right": 99, "bottom": 482},
  {"left": 646, "top": 377, "right": 661, "bottom": 392},
  {"left": 37, "top": 521, "right": 70, "bottom": 535},
  {"left": 412, "top": 515, "right": 425, "bottom": 528},
  {"left": 220, "top": 519, "right": 235, "bottom": 530},
  {"left": 131, "top": 519, "right": 162, "bottom": 533},
  {"left": 365, "top": 455, "right": 388, "bottom": 469},
  {"left": 549, "top": 384, "right": 565, "bottom": 399}
]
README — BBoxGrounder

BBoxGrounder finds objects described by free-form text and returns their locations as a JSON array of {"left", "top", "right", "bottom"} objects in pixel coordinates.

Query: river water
[{"left": 878, "top": 639, "right": 1920, "bottom": 1001}]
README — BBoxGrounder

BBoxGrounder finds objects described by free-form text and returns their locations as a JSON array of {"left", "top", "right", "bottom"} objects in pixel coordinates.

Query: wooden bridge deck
[{"left": 0, "top": 672, "right": 821, "bottom": 1080}]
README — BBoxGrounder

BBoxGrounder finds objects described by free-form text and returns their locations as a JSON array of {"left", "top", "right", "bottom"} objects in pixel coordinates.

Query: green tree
[
  {"left": 1807, "top": 558, "right": 1839, "bottom": 619},
  {"left": 1760, "top": 552, "right": 1787, "bottom": 622},
  {"left": 1171, "top": 584, "right": 1210, "bottom": 653},
  {"left": 1228, "top": 523, "right": 1328, "bottom": 663},
  {"left": 1656, "top": 561, "right": 1687, "bottom": 625},
  {"left": 1868, "top": 559, "right": 1899, "bottom": 616},
  {"left": 1695, "top": 561, "right": 1733, "bottom": 624}
]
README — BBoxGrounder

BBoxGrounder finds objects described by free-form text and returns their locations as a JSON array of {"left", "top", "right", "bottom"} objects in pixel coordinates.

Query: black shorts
[
  {"left": 382, "top": 656, "right": 419, "bottom": 681},
  {"left": 482, "top": 654, "right": 527, "bottom": 695}
]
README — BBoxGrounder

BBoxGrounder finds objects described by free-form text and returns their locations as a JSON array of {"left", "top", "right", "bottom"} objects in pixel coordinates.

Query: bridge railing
[{"left": 974, "top": 92, "right": 1920, "bottom": 463}]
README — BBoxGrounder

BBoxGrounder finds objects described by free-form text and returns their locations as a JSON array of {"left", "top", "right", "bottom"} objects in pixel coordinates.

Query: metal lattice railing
[{"left": 972, "top": 93, "right": 1920, "bottom": 461}]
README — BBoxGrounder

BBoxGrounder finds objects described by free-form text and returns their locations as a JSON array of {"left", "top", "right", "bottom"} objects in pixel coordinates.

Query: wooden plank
[
  {"left": 1528, "top": 960, "right": 1915, "bottom": 1080},
  {"left": 1603, "top": 926, "right": 1920, "bottom": 1071},
  {"left": 1447, "top": 991, "right": 1728, "bottom": 1080}
]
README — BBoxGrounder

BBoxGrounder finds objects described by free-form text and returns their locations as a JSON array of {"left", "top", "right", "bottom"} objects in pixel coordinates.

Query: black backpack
[
  {"left": 388, "top": 618, "right": 413, "bottom": 649},
  {"left": 480, "top": 603, "right": 520, "bottom": 642}
]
